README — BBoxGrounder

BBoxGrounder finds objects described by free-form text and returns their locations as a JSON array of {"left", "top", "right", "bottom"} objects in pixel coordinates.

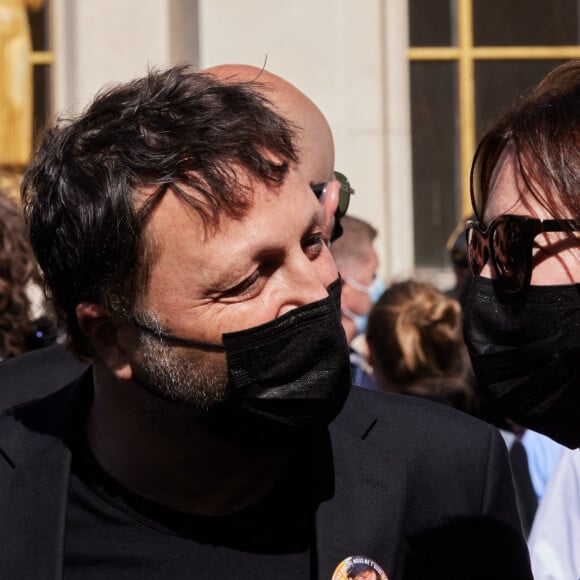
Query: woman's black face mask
[{"left": 463, "top": 276, "right": 580, "bottom": 449}]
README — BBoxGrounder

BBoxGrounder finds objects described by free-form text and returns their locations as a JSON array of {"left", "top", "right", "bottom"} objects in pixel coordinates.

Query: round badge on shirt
[{"left": 332, "top": 556, "right": 389, "bottom": 580}]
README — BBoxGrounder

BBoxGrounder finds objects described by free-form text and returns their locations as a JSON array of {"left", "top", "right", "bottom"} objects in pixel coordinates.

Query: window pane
[
  {"left": 33, "top": 64, "right": 51, "bottom": 137},
  {"left": 30, "top": 1, "right": 51, "bottom": 147},
  {"left": 473, "top": 0, "right": 578, "bottom": 46},
  {"left": 29, "top": 0, "right": 49, "bottom": 52},
  {"left": 475, "top": 60, "right": 569, "bottom": 140},
  {"left": 411, "top": 61, "right": 460, "bottom": 269},
  {"left": 409, "top": 0, "right": 454, "bottom": 47}
]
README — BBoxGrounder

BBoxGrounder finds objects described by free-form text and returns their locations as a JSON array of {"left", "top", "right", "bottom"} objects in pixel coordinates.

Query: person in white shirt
[{"left": 527, "top": 449, "right": 580, "bottom": 580}]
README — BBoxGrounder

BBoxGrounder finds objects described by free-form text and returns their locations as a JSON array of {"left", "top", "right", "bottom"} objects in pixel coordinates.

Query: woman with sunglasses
[
  {"left": 463, "top": 59, "right": 580, "bottom": 451},
  {"left": 463, "top": 62, "right": 580, "bottom": 578}
]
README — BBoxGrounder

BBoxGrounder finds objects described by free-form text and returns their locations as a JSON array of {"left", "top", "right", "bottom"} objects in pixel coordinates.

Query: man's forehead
[
  {"left": 139, "top": 173, "right": 326, "bottom": 302},
  {"left": 141, "top": 172, "right": 323, "bottom": 243},
  {"left": 136, "top": 166, "right": 254, "bottom": 229}
]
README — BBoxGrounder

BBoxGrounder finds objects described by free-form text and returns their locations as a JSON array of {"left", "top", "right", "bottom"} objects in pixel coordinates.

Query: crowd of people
[
  {"left": 0, "top": 178, "right": 57, "bottom": 361},
  {"left": 0, "top": 57, "right": 578, "bottom": 579}
]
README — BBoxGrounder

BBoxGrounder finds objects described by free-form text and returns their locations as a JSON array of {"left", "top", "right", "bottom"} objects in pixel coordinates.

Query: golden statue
[{"left": 0, "top": 0, "right": 45, "bottom": 166}]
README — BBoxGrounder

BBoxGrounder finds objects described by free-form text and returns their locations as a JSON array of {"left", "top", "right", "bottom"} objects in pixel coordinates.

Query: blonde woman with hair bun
[{"left": 366, "top": 279, "right": 477, "bottom": 414}]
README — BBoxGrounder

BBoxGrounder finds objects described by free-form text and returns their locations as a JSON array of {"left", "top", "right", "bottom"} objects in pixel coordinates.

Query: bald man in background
[{"left": 204, "top": 64, "right": 342, "bottom": 243}]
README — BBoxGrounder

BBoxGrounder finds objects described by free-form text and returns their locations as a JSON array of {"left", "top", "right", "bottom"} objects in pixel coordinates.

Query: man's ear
[
  {"left": 76, "top": 303, "right": 133, "bottom": 380},
  {"left": 321, "top": 180, "right": 339, "bottom": 245}
]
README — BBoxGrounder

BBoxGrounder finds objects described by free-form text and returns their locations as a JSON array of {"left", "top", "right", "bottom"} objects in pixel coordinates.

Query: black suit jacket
[
  {"left": 0, "top": 372, "right": 532, "bottom": 579},
  {"left": 0, "top": 344, "right": 88, "bottom": 411}
]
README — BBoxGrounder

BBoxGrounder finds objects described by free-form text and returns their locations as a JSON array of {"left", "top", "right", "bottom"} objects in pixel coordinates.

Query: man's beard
[{"left": 135, "top": 331, "right": 230, "bottom": 411}]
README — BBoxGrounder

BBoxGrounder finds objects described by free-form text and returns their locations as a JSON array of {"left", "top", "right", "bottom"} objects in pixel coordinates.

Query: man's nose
[{"left": 277, "top": 257, "right": 337, "bottom": 316}]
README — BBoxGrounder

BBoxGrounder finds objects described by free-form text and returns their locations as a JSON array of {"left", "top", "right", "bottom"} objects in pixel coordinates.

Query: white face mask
[{"left": 341, "top": 275, "right": 386, "bottom": 335}]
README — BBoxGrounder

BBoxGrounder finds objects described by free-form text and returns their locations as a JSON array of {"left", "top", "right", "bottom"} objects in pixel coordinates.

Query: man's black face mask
[{"left": 133, "top": 278, "right": 352, "bottom": 448}]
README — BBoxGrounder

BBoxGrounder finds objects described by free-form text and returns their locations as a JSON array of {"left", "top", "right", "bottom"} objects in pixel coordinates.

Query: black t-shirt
[{"left": 64, "top": 437, "right": 316, "bottom": 579}]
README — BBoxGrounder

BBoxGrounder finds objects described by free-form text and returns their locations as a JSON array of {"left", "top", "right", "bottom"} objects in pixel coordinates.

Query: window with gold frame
[{"left": 408, "top": 0, "right": 580, "bottom": 269}]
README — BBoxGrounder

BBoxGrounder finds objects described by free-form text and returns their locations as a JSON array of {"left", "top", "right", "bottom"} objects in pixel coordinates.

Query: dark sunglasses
[
  {"left": 311, "top": 170, "right": 354, "bottom": 241},
  {"left": 465, "top": 214, "right": 580, "bottom": 294}
]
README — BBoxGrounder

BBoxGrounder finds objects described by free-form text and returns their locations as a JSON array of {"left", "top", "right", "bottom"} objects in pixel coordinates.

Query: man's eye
[
  {"left": 221, "top": 272, "right": 260, "bottom": 298},
  {"left": 303, "top": 233, "right": 324, "bottom": 256}
]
